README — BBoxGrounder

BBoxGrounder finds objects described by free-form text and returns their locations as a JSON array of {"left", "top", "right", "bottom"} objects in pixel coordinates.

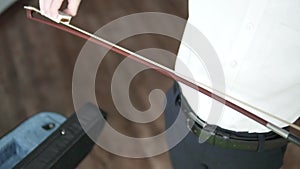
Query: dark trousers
[{"left": 164, "top": 82, "right": 286, "bottom": 169}]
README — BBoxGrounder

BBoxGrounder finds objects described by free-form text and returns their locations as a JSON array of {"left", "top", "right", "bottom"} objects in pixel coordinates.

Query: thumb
[{"left": 64, "top": 0, "right": 81, "bottom": 16}]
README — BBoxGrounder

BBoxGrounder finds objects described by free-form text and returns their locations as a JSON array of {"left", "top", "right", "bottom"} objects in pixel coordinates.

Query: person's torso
[{"left": 176, "top": 0, "right": 300, "bottom": 132}]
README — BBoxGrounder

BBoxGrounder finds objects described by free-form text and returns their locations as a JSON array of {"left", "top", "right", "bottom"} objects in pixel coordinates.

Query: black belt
[{"left": 179, "top": 93, "right": 287, "bottom": 151}]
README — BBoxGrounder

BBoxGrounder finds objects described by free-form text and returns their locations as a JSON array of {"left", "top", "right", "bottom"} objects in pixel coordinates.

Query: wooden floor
[{"left": 0, "top": 0, "right": 188, "bottom": 168}]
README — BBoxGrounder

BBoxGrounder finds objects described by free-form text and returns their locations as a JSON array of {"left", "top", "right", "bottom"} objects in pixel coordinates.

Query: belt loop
[
  {"left": 257, "top": 134, "right": 265, "bottom": 152},
  {"left": 173, "top": 81, "right": 179, "bottom": 93}
]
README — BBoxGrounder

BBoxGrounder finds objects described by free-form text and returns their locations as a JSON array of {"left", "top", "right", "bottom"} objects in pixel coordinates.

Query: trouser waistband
[{"left": 172, "top": 82, "right": 287, "bottom": 151}]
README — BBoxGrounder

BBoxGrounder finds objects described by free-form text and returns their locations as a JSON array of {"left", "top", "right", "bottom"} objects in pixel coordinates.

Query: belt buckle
[
  {"left": 185, "top": 112, "right": 245, "bottom": 149},
  {"left": 186, "top": 112, "right": 217, "bottom": 141}
]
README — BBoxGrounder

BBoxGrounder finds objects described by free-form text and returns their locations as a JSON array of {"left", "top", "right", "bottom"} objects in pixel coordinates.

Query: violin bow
[{"left": 24, "top": 6, "right": 300, "bottom": 147}]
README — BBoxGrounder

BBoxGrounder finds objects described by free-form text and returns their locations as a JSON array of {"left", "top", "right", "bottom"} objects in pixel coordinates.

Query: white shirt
[{"left": 176, "top": 0, "right": 300, "bottom": 132}]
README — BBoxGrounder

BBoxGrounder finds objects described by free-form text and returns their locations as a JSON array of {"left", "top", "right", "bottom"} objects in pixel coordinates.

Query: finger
[
  {"left": 49, "top": 0, "right": 64, "bottom": 18},
  {"left": 64, "top": 0, "right": 81, "bottom": 16},
  {"left": 39, "top": 0, "right": 52, "bottom": 15}
]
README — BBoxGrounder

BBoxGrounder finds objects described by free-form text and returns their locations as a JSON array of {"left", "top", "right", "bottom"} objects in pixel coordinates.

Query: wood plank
[{"left": 0, "top": 0, "right": 188, "bottom": 168}]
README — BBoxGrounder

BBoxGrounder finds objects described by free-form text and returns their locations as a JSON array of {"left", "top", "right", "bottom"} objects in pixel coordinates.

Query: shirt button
[
  {"left": 230, "top": 60, "right": 238, "bottom": 67},
  {"left": 246, "top": 22, "right": 255, "bottom": 32}
]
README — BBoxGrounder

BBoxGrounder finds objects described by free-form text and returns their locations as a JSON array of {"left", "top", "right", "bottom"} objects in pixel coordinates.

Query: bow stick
[{"left": 24, "top": 6, "right": 300, "bottom": 147}]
